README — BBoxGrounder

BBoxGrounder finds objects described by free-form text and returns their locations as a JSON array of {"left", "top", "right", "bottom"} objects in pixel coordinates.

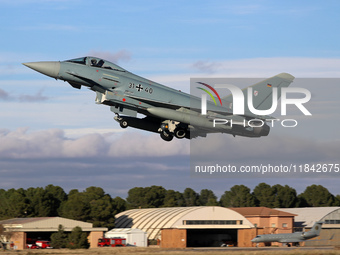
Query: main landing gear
[
  {"left": 160, "top": 130, "right": 173, "bottom": 142},
  {"left": 158, "top": 121, "right": 188, "bottom": 142},
  {"left": 114, "top": 114, "right": 189, "bottom": 142}
]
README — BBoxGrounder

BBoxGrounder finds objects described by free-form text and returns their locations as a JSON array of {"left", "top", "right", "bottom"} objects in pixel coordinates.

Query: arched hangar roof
[
  {"left": 115, "top": 206, "right": 254, "bottom": 240},
  {"left": 278, "top": 207, "right": 340, "bottom": 228}
]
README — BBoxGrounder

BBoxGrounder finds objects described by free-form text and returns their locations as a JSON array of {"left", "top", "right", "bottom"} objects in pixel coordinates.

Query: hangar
[
  {"left": 0, "top": 217, "right": 107, "bottom": 249},
  {"left": 278, "top": 207, "right": 340, "bottom": 246},
  {"left": 115, "top": 206, "right": 265, "bottom": 247},
  {"left": 115, "top": 206, "right": 298, "bottom": 247}
]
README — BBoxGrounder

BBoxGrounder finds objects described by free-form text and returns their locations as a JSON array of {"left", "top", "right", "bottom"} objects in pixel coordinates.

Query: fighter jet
[
  {"left": 251, "top": 221, "right": 324, "bottom": 247},
  {"left": 23, "top": 56, "right": 294, "bottom": 141}
]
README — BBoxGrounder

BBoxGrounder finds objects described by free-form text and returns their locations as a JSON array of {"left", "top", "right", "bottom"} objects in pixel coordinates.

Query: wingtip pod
[{"left": 276, "top": 72, "right": 295, "bottom": 82}]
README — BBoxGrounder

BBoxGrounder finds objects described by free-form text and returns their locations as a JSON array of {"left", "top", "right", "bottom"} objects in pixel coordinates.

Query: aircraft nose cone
[{"left": 23, "top": 61, "right": 60, "bottom": 79}]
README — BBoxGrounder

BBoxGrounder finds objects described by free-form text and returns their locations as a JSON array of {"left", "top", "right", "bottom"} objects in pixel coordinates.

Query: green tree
[
  {"left": 298, "top": 185, "right": 335, "bottom": 207},
  {"left": 220, "top": 185, "right": 256, "bottom": 207},
  {"left": 0, "top": 189, "right": 8, "bottom": 219},
  {"left": 59, "top": 191, "right": 90, "bottom": 222},
  {"left": 126, "top": 187, "right": 146, "bottom": 209},
  {"left": 272, "top": 184, "right": 297, "bottom": 208},
  {"left": 89, "top": 194, "right": 115, "bottom": 228},
  {"left": 45, "top": 185, "right": 67, "bottom": 215},
  {"left": 144, "top": 186, "right": 166, "bottom": 208},
  {"left": 163, "top": 190, "right": 185, "bottom": 207},
  {"left": 126, "top": 186, "right": 166, "bottom": 208},
  {"left": 83, "top": 187, "right": 105, "bottom": 201},
  {"left": 199, "top": 189, "right": 218, "bottom": 206},
  {"left": 2, "top": 189, "right": 30, "bottom": 218},
  {"left": 253, "top": 183, "right": 275, "bottom": 208},
  {"left": 183, "top": 188, "right": 199, "bottom": 206},
  {"left": 84, "top": 187, "right": 120, "bottom": 227},
  {"left": 50, "top": 224, "right": 68, "bottom": 249},
  {"left": 60, "top": 187, "right": 120, "bottom": 228},
  {"left": 26, "top": 186, "right": 66, "bottom": 217},
  {"left": 67, "top": 226, "right": 89, "bottom": 249},
  {"left": 68, "top": 189, "right": 79, "bottom": 197},
  {"left": 112, "top": 196, "right": 127, "bottom": 214},
  {"left": 334, "top": 195, "right": 340, "bottom": 206}
]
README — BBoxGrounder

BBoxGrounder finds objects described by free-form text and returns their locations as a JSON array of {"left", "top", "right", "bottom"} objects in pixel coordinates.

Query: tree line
[
  {"left": 0, "top": 185, "right": 125, "bottom": 229},
  {"left": 0, "top": 183, "right": 339, "bottom": 228}
]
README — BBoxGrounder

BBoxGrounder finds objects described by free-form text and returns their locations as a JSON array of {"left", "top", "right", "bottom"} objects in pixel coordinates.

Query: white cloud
[
  {"left": 108, "top": 132, "right": 190, "bottom": 157},
  {"left": 192, "top": 60, "right": 222, "bottom": 74},
  {"left": 63, "top": 128, "right": 124, "bottom": 138},
  {"left": 0, "top": 128, "right": 190, "bottom": 159}
]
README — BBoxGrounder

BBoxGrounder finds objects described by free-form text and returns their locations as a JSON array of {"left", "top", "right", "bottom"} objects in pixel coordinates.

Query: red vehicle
[
  {"left": 98, "top": 238, "right": 126, "bottom": 247},
  {"left": 36, "top": 241, "right": 51, "bottom": 249},
  {"left": 27, "top": 240, "right": 51, "bottom": 249},
  {"left": 27, "top": 244, "right": 39, "bottom": 249}
]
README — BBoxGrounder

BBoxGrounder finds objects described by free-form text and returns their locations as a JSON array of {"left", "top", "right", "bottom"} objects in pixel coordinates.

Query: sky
[{"left": 0, "top": 0, "right": 340, "bottom": 199}]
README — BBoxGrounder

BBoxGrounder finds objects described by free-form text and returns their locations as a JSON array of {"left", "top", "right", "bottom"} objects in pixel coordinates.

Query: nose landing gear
[{"left": 120, "top": 119, "right": 128, "bottom": 128}]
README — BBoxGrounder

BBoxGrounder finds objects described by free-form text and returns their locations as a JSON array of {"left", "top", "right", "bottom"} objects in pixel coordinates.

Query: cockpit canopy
[{"left": 65, "top": 57, "right": 126, "bottom": 72}]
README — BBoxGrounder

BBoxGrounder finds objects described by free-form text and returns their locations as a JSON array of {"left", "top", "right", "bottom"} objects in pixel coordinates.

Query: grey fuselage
[
  {"left": 251, "top": 222, "right": 323, "bottom": 244},
  {"left": 23, "top": 56, "right": 292, "bottom": 141}
]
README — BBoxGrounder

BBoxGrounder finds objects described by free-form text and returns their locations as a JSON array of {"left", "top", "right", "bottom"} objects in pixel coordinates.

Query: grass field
[{"left": 1, "top": 247, "right": 340, "bottom": 255}]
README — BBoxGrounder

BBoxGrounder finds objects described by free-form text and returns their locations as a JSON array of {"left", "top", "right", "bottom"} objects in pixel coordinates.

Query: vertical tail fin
[
  {"left": 310, "top": 221, "right": 323, "bottom": 236},
  {"left": 222, "top": 73, "right": 295, "bottom": 115}
]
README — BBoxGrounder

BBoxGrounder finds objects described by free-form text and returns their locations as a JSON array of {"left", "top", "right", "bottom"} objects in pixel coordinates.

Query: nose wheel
[
  {"left": 115, "top": 113, "right": 128, "bottom": 129},
  {"left": 120, "top": 119, "right": 128, "bottom": 128}
]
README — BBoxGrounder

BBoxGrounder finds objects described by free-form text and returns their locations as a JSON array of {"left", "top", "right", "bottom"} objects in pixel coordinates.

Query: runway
[{"left": 192, "top": 246, "right": 336, "bottom": 252}]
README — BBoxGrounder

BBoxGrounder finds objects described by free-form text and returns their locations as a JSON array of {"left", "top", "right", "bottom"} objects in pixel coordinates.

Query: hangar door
[{"left": 187, "top": 229, "right": 237, "bottom": 247}]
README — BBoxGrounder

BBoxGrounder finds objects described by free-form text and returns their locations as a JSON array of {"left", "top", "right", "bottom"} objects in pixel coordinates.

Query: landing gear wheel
[
  {"left": 160, "top": 131, "right": 173, "bottom": 142},
  {"left": 174, "top": 128, "right": 186, "bottom": 139},
  {"left": 120, "top": 120, "right": 128, "bottom": 128}
]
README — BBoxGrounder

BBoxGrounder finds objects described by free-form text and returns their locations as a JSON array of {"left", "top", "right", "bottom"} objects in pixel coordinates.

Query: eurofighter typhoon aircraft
[
  {"left": 23, "top": 57, "right": 294, "bottom": 141},
  {"left": 251, "top": 221, "right": 324, "bottom": 247}
]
